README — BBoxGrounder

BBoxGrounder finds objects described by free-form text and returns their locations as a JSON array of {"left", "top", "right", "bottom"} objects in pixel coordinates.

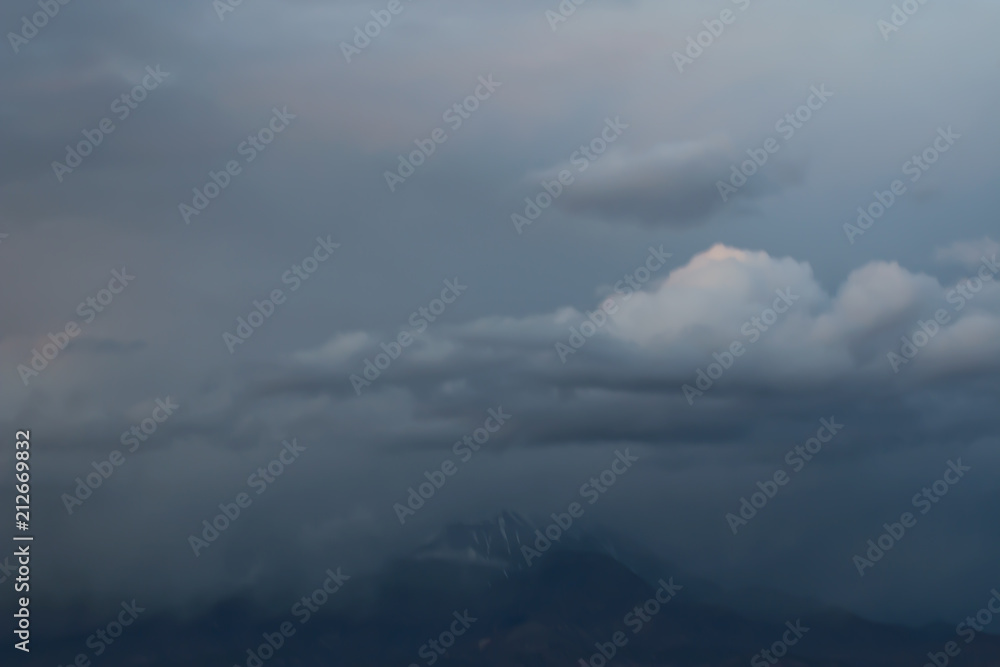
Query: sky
[{"left": 1, "top": 0, "right": 1000, "bottom": 636}]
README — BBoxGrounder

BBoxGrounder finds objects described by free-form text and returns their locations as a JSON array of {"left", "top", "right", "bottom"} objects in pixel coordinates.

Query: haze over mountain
[{"left": 22, "top": 513, "right": 1000, "bottom": 666}]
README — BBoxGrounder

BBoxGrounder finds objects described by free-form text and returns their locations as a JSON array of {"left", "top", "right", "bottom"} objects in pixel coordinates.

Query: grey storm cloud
[
  {"left": 274, "top": 243, "right": 1000, "bottom": 454},
  {"left": 534, "top": 137, "right": 806, "bottom": 228},
  {"left": 1, "top": 0, "right": 1000, "bottom": 645}
]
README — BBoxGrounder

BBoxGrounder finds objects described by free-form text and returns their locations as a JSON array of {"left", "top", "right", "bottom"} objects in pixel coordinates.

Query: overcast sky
[{"left": 2, "top": 0, "right": 999, "bottom": 634}]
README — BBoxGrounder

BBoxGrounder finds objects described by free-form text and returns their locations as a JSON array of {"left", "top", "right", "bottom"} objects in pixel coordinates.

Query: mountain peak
[{"left": 410, "top": 510, "right": 538, "bottom": 572}]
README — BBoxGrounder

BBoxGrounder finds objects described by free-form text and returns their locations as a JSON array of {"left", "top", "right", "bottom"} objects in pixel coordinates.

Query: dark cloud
[
  {"left": 1, "top": 0, "right": 1000, "bottom": 653},
  {"left": 537, "top": 138, "right": 806, "bottom": 228}
]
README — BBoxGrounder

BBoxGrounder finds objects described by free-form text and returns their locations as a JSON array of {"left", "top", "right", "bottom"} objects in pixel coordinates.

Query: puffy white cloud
[{"left": 299, "top": 244, "right": 1000, "bottom": 398}]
